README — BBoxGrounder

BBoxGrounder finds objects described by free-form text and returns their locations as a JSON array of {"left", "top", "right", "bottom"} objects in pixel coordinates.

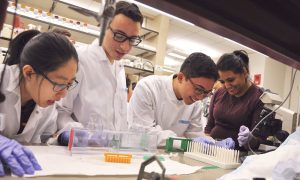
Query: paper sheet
[
  {"left": 218, "top": 145, "right": 300, "bottom": 180},
  {"left": 218, "top": 127, "right": 300, "bottom": 180},
  {"left": 25, "top": 146, "right": 201, "bottom": 177}
]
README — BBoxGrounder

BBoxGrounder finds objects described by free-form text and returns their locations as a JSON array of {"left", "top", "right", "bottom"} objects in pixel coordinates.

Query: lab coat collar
[
  {"left": 5, "top": 65, "right": 44, "bottom": 142},
  {"left": 90, "top": 39, "right": 124, "bottom": 75},
  {"left": 19, "top": 105, "right": 44, "bottom": 142},
  {"left": 6, "top": 65, "right": 21, "bottom": 93},
  {"left": 166, "top": 74, "right": 183, "bottom": 103},
  {"left": 90, "top": 39, "right": 109, "bottom": 62}
]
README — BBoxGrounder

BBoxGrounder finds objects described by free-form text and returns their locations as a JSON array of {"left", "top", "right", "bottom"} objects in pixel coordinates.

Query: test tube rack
[
  {"left": 104, "top": 153, "right": 132, "bottom": 164},
  {"left": 165, "top": 137, "right": 192, "bottom": 152},
  {"left": 184, "top": 141, "right": 240, "bottom": 169}
]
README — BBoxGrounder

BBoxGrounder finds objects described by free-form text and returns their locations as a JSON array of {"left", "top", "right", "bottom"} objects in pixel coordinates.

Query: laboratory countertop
[{"left": 4, "top": 152, "right": 232, "bottom": 180}]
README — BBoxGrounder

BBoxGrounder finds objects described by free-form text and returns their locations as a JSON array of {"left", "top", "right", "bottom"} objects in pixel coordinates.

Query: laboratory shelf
[
  {"left": 124, "top": 65, "right": 154, "bottom": 77},
  {"left": 6, "top": 6, "right": 157, "bottom": 57},
  {"left": 55, "top": 0, "right": 159, "bottom": 40}
]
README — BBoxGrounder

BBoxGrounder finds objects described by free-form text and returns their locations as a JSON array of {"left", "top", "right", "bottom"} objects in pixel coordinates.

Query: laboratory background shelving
[{"left": 1, "top": 0, "right": 161, "bottom": 77}]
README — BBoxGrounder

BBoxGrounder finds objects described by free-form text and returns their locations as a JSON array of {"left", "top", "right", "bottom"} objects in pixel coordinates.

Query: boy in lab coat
[{"left": 128, "top": 52, "right": 219, "bottom": 146}]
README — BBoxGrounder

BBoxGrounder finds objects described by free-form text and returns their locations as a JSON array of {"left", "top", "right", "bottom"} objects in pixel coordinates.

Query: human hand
[
  {"left": 59, "top": 129, "right": 108, "bottom": 147},
  {"left": 215, "top": 138, "right": 235, "bottom": 149},
  {"left": 57, "top": 131, "right": 70, "bottom": 146},
  {"left": 58, "top": 130, "right": 89, "bottom": 147},
  {"left": 192, "top": 136, "right": 215, "bottom": 145},
  {"left": 0, "top": 135, "right": 42, "bottom": 177},
  {"left": 238, "top": 125, "right": 250, "bottom": 147}
]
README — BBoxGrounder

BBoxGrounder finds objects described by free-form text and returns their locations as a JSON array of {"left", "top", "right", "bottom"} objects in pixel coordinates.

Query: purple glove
[
  {"left": 192, "top": 136, "right": 215, "bottom": 145},
  {"left": 58, "top": 130, "right": 89, "bottom": 147},
  {"left": 238, "top": 125, "right": 250, "bottom": 147},
  {"left": 0, "top": 135, "right": 42, "bottom": 177},
  {"left": 215, "top": 138, "right": 235, "bottom": 149},
  {"left": 57, "top": 131, "right": 70, "bottom": 146},
  {"left": 58, "top": 130, "right": 107, "bottom": 147}
]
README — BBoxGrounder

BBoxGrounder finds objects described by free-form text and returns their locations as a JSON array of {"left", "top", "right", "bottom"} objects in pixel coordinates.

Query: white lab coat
[
  {"left": 0, "top": 65, "right": 57, "bottom": 143},
  {"left": 127, "top": 75, "right": 204, "bottom": 146},
  {"left": 57, "top": 39, "right": 128, "bottom": 132}
]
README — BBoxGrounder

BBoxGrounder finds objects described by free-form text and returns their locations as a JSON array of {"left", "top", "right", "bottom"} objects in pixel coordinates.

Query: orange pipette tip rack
[{"left": 104, "top": 153, "right": 132, "bottom": 164}]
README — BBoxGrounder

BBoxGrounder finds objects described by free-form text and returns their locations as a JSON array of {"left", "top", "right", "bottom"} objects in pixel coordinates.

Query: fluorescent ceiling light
[
  {"left": 129, "top": 0, "right": 194, "bottom": 26},
  {"left": 164, "top": 56, "right": 183, "bottom": 67},
  {"left": 167, "top": 39, "right": 222, "bottom": 59},
  {"left": 163, "top": 68, "right": 175, "bottom": 73},
  {"left": 167, "top": 52, "right": 186, "bottom": 60},
  {"left": 224, "top": 38, "right": 269, "bottom": 57}
]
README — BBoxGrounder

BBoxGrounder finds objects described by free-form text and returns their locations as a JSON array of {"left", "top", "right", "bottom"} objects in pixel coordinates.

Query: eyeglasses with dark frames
[
  {"left": 108, "top": 26, "right": 142, "bottom": 46},
  {"left": 38, "top": 72, "right": 78, "bottom": 92},
  {"left": 189, "top": 78, "right": 213, "bottom": 96}
]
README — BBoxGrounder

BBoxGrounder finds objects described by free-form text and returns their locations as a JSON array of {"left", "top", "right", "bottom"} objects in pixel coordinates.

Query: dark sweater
[{"left": 205, "top": 84, "right": 264, "bottom": 150}]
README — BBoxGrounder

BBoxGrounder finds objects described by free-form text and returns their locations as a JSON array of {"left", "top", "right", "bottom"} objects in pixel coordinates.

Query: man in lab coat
[
  {"left": 56, "top": 1, "right": 143, "bottom": 134},
  {"left": 127, "top": 53, "right": 219, "bottom": 146}
]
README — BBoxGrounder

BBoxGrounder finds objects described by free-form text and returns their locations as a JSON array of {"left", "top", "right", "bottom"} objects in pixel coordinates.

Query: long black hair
[
  {"left": 17, "top": 32, "right": 78, "bottom": 75},
  {"left": 4, "top": 30, "right": 41, "bottom": 65}
]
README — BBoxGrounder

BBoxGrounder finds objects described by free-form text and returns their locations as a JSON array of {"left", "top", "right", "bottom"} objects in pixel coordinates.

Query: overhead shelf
[
  {"left": 7, "top": 7, "right": 156, "bottom": 58},
  {"left": 130, "top": 46, "right": 156, "bottom": 58},
  {"left": 55, "top": 0, "right": 159, "bottom": 40},
  {"left": 0, "top": 37, "right": 11, "bottom": 41},
  {"left": 56, "top": 0, "right": 99, "bottom": 13},
  {"left": 124, "top": 65, "right": 154, "bottom": 77},
  {"left": 6, "top": 6, "right": 157, "bottom": 57},
  {"left": 6, "top": 7, "right": 100, "bottom": 37},
  {"left": 57, "top": 0, "right": 158, "bottom": 39},
  {"left": 140, "top": 27, "right": 158, "bottom": 40}
]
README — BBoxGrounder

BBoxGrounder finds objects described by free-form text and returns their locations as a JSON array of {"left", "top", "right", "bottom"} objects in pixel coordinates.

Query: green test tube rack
[{"left": 165, "top": 137, "right": 192, "bottom": 152}]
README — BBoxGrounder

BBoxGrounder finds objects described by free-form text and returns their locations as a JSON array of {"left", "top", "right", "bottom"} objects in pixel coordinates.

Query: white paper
[
  {"left": 25, "top": 146, "right": 201, "bottom": 177},
  {"left": 218, "top": 145, "right": 300, "bottom": 180}
]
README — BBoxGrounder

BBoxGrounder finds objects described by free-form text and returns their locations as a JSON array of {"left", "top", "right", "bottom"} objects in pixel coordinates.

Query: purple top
[{"left": 205, "top": 84, "right": 264, "bottom": 150}]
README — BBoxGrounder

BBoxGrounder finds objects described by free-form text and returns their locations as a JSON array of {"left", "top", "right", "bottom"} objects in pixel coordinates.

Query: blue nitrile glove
[
  {"left": 215, "top": 138, "right": 235, "bottom": 149},
  {"left": 58, "top": 130, "right": 108, "bottom": 147},
  {"left": 57, "top": 131, "right": 70, "bottom": 146},
  {"left": 192, "top": 136, "right": 215, "bottom": 145},
  {"left": 0, "top": 135, "right": 41, "bottom": 177},
  {"left": 58, "top": 130, "right": 90, "bottom": 147},
  {"left": 238, "top": 125, "right": 250, "bottom": 147}
]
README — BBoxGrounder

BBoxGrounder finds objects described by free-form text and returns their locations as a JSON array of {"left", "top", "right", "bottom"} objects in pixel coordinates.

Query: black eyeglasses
[
  {"left": 108, "top": 26, "right": 142, "bottom": 46},
  {"left": 189, "top": 78, "right": 213, "bottom": 96},
  {"left": 39, "top": 72, "right": 78, "bottom": 92}
]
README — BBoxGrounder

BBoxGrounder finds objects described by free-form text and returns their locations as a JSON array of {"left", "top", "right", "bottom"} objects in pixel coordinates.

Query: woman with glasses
[
  {"left": 127, "top": 52, "right": 219, "bottom": 146},
  {"left": 204, "top": 50, "right": 264, "bottom": 151},
  {"left": 0, "top": 31, "right": 78, "bottom": 176}
]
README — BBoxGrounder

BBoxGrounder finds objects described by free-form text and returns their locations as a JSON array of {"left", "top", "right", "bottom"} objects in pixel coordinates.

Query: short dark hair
[
  {"left": 20, "top": 32, "right": 78, "bottom": 75},
  {"left": 113, "top": 1, "right": 143, "bottom": 25},
  {"left": 180, "top": 52, "right": 218, "bottom": 81},
  {"left": 217, "top": 50, "right": 249, "bottom": 74},
  {"left": 5, "top": 30, "right": 41, "bottom": 65}
]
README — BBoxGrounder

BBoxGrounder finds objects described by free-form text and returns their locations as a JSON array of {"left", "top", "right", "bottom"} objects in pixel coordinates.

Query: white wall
[
  {"left": 263, "top": 57, "right": 286, "bottom": 96},
  {"left": 283, "top": 67, "right": 300, "bottom": 112},
  {"left": 248, "top": 53, "right": 266, "bottom": 87},
  {"left": 248, "top": 54, "right": 300, "bottom": 111}
]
